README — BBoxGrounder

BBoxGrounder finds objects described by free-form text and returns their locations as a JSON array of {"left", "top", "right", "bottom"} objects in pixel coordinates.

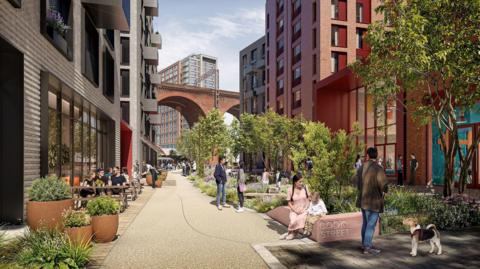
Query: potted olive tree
[
  {"left": 86, "top": 196, "right": 120, "bottom": 243},
  {"left": 63, "top": 209, "right": 92, "bottom": 245},
  {"left": 27, "top": 176, "right": 73, "bottom": 230}
]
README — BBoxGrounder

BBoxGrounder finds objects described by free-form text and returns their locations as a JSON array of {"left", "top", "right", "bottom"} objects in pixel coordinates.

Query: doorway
[{"left": 0, "top": 36, "right": 24, "bottom": 224}]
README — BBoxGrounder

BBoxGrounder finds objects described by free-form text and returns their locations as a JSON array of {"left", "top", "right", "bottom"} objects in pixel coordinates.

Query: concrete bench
[{"left": 267, "top": 206, "right": 380, "bottom": 243}]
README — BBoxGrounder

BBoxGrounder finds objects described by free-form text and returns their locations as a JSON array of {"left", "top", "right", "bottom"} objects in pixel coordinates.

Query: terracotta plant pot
[
  {"left": 65, "top": 225, "right": 93, "bottom": 245},
  {"left": 91, "top": 214, "right": 119, "bottom": 243},
  {"left": 27, "top": 199, "right": 73, "bottom": 230},
  {"left": 146, "top": 174, "right": 153, "bottom": 186},
  {"left": 155, "top": 180, "right": 162, "bottom": 188}
]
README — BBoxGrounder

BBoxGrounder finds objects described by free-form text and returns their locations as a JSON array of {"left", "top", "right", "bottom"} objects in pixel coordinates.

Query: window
[
  {"left": 41, "top": 0, "right": 73, "bottom": 59},
  {"left": 276, "top": 79, "right": 284, "bottom": 95},
  {"left": 242, "top": 55, "right": 247, "bottom": 68},
  {"left": 277, "top": 99, "right": 284, "bottom": 114},
  {"left": 356, "top": 3, "right": 364, "bottom": 23},
  {"left": 251, "top": 49, "right": 257, "bottom": 62},
  {"left": 293, "top": 21, "right": 301, "bottom": 41},
  {"left": 313, "top": 54, "right": 317, "bottom": 75},
  {"left": 277, "top": 0, "right": 284, "bottom": 14},
  {"left": 121, "top": 70, "right": 129, "bottom": 97},
  {"left": 293, "top": 0, "right": 301, "bottom": 18},
  {"left": 276, "top": 58, "right": 284, "bottom": 75},
  {"left": 261, "top": 44, "right": 266, "bottom": 58},
  {"left": 331, "top": 0, "right": 339, "bottom": 19},
  {"left": 331, "top": 0, "right": 347, "bottom": 20},
  {"left": 267, "top": 14, "right": 270, "bottom": 29},
  {"left": 331, "top": 25, "right": 347, "bottom": 47},
  {"left": 293, "top": 44, "right": 301, "bottom": 64},
  {"left": 356, "top": 28, "right": 366, "bottom": 49},
  {"left": 292, "top": 67, "right": 301, "bottom": 87},
  {"left": 277, "top": 18, "right": 284, "bottom": 34},
  {"left": 313, "top": 28, "right": 317, "bottom": 48},
  {"left": 313, "top": 1, "right": 317, "bottom": 22},
  {"left": 121, "top": 37, "right": 130, "bottom": 65},
  {"left": 292, "top": 90, "right": 301, "bottom": 109},
  {"left": 331, "top": 52, "right": 338, "bottom": 73},
  {"left": 83, "top": 12, "right": 99, "bottom": 85},
  {"left": 277, "top": 39, "right": 284, "bottom": 55},
  {"left": 103, "top": 51, "right": 114, "bottom": 102}
]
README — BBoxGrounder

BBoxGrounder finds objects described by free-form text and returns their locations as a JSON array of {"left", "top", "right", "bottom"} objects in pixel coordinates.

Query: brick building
[{"left": 240, "top": 36, "right": 266, "bottom": 115}]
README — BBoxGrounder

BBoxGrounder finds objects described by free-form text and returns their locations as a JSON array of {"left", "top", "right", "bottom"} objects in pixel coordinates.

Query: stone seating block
[{"left": 267, "top": 206, "right": 380, "bottom": 243}]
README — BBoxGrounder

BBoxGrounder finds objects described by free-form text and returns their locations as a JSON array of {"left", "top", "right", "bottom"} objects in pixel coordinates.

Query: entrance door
[{"left": 0, "top": 37, "right": 24, "bottom": 224}]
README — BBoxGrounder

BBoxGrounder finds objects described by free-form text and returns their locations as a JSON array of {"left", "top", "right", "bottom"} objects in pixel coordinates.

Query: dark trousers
[
  {"left": 397, "top": 171, "right": 403, "bottom": 186},
  {"left": 237, "top": 186, "right": 244, "bottom": 208}
]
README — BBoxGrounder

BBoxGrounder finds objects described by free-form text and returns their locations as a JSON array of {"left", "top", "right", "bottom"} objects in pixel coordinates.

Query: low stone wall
[{"left": 267, "top": 206, "right": 380, "bottom": 243}]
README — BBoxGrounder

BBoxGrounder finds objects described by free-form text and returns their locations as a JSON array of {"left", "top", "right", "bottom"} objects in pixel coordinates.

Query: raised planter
[
  {"left": 267, "top": 206, "right": 380, "bottom": 243},
  {"left": 27, "top": 199, "right": 73, "bottom": 230},
  {"left": 91, "top": 214, "right": 119, "bottom": 243},
  {"left": 65, "top": 225, "right": 93, "bottom": 245}
]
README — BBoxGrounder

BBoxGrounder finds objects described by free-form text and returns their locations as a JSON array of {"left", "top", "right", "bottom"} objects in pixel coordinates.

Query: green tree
[{"left": 352, "top": 0, "right": 480, "bottom": 196}]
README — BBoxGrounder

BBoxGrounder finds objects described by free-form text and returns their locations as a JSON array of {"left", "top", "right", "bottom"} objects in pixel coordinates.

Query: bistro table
[{"left": 71, "top": 185, "right": 129, "bottom": 211}]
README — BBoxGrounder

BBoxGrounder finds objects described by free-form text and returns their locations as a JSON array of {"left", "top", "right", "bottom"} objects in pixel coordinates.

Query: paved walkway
[
  {"left": 267, "top": 227, "right": 480, "bottom": 269},
  {"left": 102, "top": 171, "right": 286, "bottom": 269}
]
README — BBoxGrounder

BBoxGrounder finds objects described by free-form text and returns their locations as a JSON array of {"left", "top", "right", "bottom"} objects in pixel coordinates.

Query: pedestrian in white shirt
[{"left": 303, "top": 192, "right": 328, "bottom": 237}]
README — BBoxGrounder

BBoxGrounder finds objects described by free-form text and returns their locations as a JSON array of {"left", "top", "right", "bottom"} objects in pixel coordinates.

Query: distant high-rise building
[{"left": 156, "top": 54, "right": 219, "bottom": 151}]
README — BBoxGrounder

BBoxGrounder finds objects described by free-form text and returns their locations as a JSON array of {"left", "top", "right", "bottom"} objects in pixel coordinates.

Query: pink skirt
[{"left": 288, "top": 211, "right": 307, "bottom": 232}]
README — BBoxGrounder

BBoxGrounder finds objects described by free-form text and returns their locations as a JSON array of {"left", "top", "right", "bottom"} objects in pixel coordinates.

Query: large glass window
[{"left": 48, "top": 91, "right": 60, "bottom": 175}]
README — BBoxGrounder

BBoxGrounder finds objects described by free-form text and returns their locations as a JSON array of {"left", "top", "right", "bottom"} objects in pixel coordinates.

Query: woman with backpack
[{"left": 281, "top": 173, "right": 309, "bottom": 240}]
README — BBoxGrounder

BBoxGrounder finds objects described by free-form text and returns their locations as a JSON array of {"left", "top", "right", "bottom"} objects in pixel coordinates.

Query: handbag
[{"left": 238, "top": 183, "right": 246, "bottom": 192}]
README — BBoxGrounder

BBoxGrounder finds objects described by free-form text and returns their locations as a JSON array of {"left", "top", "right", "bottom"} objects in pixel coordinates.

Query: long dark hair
[{"left": 291, "top": 174, "right": 308, "bottom": 202}]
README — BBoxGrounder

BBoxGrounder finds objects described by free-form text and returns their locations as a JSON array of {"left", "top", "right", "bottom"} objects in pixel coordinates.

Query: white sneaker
[
  {"left": 217, "top": 205, "right": 222, "bottom": 210},
  {"left": 279, "top": 233, "right": 288, "bottom": 240},
  {"left": 235, "top": 207, "right": 245, "bottom": 213}
]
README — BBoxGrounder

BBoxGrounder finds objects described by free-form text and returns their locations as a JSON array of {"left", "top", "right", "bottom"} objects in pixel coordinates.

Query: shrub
[
  {"left": 28, "top": 176, "right": 71, "bottom": 202},
  {"left": 15, "top": 229, "right": 91, "bottom": 269},
  {"left": 63, "top": 210, "right": 91, "bottom": 228},
  {"left": 86, "top": 197, "right": 120, "bottom": 216},
  {"left": 244, "top": 198, "right": 287, "bottom": 213}
]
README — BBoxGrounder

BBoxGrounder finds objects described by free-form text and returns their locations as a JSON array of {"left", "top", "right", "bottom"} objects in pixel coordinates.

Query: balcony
[
  {"left": 150, "top": 73, "right": 162, "bottom": 85},
  {"left": 143, "top": 46, "right": 158, "bottom": 65},
  {"left": 143, "top": 97, "right": 158, "bottom": 114},
  {"left": 144, "top": 0, "right": 158, "bottom": 17},
  {"left": 151, "top": 32, "right": 162, "bottom": 49},
  {"left": 149, "top": 114, "right": 162, "bottom": 125},
  {"left": 244, "top": 63, "right": 254, "bottom": 75},
  {"left": 256, "top": 58, "right": 265, "bottom": 69},
  {"left": 81, "top": 0, "right": 130, "bottom": 31}
]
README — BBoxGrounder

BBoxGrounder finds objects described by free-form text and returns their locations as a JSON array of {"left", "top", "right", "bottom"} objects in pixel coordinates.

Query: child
[{"left": 304, "top": 192, "right": 328, "bottom": 236}]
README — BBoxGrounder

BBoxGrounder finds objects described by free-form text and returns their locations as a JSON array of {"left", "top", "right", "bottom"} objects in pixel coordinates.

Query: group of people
[{"left": 80, "top": 166, "right": 129, "bottom": 197}]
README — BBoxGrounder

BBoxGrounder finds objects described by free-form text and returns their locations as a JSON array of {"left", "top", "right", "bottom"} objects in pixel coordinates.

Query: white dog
[{"left": 403, "top": 218, "right": 442, "bottom": 257}]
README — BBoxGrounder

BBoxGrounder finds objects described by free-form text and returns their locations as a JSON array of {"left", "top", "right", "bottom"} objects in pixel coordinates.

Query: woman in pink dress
[{"left": 283, "top": 174, "right": 309, "bottom": 240}]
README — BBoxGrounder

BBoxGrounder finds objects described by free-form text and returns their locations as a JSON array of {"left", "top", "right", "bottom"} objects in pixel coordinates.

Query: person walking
[
  {"left": 409, "top": 154, "right": 418, "bottom": 185},
  {"left": 261, "top": 168, "right": 270, "bottom": 185},
  {"left": 397, "top": 155, "right": 404, "bottom": 186},
  {"left": 355, "top": 155, "right": 362, "bottom": 170},
  {"left": 236, "top": 162, "right": 246, "bottom": 213},
  {"left": 214, "top": 157, "right": 229, "bottom": 210},
  {"left": 356, "top": 147, "right": 388, "bottom": 255},
  {"left": 147, "top": 163, "right": 158, "bottom": 189}
]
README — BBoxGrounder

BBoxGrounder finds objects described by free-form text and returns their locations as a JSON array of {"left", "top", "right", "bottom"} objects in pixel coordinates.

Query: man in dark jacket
[
  {"left": 356, "top": 147, "right": 388, "bottom": 255},
  {"left": 214, "top": 157, "right": 229, "bottom": 210}
]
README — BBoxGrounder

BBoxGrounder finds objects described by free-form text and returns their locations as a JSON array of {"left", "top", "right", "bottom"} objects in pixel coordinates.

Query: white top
[{"left": 307, "top": 199, "right": 328, "bottom": 216}]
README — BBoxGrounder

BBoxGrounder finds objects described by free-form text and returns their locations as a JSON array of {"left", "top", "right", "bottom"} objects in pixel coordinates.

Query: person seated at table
[
  {"left": 121, "top": 167, "right": 130, "bottom": 183},
  {"left": 110, "top": 166, "right": 127, "bottom": 195},
  {"left": 80, "top": 172, "right": 96, "bottom": 198}
]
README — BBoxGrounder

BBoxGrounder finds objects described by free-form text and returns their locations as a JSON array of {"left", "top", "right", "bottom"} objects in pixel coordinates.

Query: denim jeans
[
  {"left": 237, "top": 186, "right": 244, "bottom": 207},
  {"left": 361, "top": 209, "right": 379, "bottom": 248},
  {"left": 216, "top": 182, "right": 226, "bottom": 206}
]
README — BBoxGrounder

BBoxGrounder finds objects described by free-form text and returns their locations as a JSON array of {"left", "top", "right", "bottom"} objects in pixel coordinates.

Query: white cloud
[{"left": 155, "top": 7, "right": 265, "bottom": 91}]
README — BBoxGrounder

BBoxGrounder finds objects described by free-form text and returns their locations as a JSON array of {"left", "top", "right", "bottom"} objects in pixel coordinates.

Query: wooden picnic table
[{"left": 71, "top": 185, "right": 129, "bottom": 211}]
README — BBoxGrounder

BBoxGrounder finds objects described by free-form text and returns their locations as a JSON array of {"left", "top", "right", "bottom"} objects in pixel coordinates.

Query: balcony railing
[
  {"left": 143, "top": 46, "right": 158, "bottom": 66},
  {"left": 144, "top": 0, "right": 159, "bottom": 17},
  {"left": 151, "top": 32, "right": 162, "bottom": 49}
]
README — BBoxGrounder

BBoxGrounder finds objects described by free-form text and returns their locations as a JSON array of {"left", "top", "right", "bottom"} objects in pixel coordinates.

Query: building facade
[
  {"left": 119, "top": 0, "right": 162, "bottom": 174},
  {"left": 156, "top": 54, "right": 218, "bottom": 151},
  {"left": 265, "top": 0, "right": 381, "bottom": 119},
  {"left": 240, "top": 36, "right": 266, "bottom": 115},
  {"left": 0, "top": 0, "right": 132, "bottom": 223}
]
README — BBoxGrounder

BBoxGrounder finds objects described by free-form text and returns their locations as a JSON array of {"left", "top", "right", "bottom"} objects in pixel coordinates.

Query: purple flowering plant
[{"left": 46, "top": 7, "right": 71, "bottom": 36}]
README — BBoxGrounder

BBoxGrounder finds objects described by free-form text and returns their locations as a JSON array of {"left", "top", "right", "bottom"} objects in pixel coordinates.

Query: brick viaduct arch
[{"left": 154, "top": 83, "right": 240, "bottom": 127}]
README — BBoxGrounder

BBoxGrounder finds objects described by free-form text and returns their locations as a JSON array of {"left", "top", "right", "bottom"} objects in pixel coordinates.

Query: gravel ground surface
[{"left": 102, "top": 171, "right": 286, "bottom": 269}]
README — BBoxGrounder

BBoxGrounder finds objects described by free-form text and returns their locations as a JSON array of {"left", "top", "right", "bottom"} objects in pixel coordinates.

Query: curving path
[{"left": 102, "top": 171, "right": 286, "bottom": 269}]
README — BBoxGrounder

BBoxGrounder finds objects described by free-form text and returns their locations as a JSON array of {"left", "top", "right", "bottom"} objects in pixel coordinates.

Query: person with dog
[
  {"left": 356, "top": 147, "right": 388, "bottom": 255},
  {"left": 280, "top": 174, "right": 309, "bottom": 240}
]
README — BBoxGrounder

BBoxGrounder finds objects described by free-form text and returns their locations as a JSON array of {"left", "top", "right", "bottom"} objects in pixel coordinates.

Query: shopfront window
[{"left": 48, "top": 91, "right": 60, "bottom": 175}]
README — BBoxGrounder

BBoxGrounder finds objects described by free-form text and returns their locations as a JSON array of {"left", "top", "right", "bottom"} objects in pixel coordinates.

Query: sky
[{"left": 154, "top": 0, "right": 266, "bottom": 92}]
